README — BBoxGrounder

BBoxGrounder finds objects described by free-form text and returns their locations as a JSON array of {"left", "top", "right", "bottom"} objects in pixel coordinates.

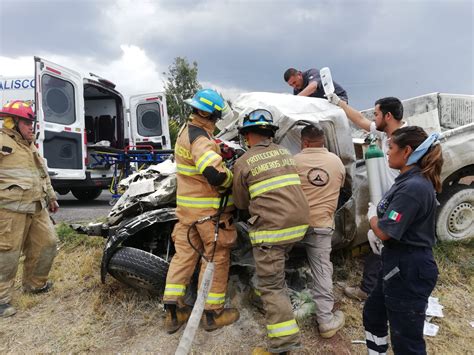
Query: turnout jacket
[
  {"left": 233, "top": 139, "right": 310, "bottom": 245},
  {"left": 174, "top": 114, "right": 233, "bottom": 224},
  {"left": 0, "top": 128, "right": 56, "bottom": 213}
]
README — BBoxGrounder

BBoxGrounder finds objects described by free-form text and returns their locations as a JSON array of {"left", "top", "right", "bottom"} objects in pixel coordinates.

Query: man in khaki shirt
[{"left": 294, "top": 124, "right": 346, "bottom": 338}]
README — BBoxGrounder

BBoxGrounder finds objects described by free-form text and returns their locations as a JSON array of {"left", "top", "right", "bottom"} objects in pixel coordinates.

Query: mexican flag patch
[{"left": 388, "top": 210, "right": 402, "bottom": 222}]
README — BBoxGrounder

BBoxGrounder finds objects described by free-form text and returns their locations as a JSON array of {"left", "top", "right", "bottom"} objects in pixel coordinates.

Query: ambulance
[{"left": 0, "top": 57, "right": 171, "bottom": 201}]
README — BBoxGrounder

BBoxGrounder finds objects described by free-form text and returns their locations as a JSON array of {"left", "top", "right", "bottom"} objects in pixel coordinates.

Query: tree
[{"left": 163, "top": 57, "right": 202, "bottom": 125}]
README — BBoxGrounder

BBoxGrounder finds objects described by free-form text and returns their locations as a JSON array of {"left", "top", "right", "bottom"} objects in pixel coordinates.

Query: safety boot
[
  {"left": 318, "top": 310, "right": 345, "bottom": 338},
  {"left": 343, "top": 286, "right": 368, "bottom": 301},
  {"left": 164, "top": 304, "right": 192, "bottom": 334},
  {"left": 0, "top": 303, "right": 17, "bottom": 318},
  {"left": 200, "top": 308, "right": 240, "bottom": 331},
  {"left": 24, "top": 281, "right": 53, "bottom": 294}
]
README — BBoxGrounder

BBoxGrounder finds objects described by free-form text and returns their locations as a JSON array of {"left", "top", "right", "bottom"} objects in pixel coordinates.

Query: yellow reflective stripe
[
  {"left": 221, "top": 168, "right": 233, "bottom": 188},
  {"left": 176, "top": 195, "right": 234, "bottom": 209},
  {"left": 164, "top": 284, "right": 186, "bottom": 296},
  {"left": 176, "top": 163, "right": 200, "bottom": 176},
  {"left": 199, "top": 97, "right": 222, "bottom": 111},
  {"left": 267, "top": 319, "right": 299, "bottom": 338},
  {"left": 249, "top": 224, "right": 308, "bottom": 245},
  {"left": 249, "top": 174, "right": 300, "bottom": 199},
  {"left": 196, "top": 151, "right": 221, "bottom": 173},
  {"left": 206, "top": 292, "right": 225, "bottom": 305},
  {"left": 254, "top": 288, "right": 261, "bottom": 296}
]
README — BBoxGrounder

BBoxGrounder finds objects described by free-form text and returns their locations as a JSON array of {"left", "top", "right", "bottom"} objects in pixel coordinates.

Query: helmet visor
[{"left": 246, "top": 109, "right": 273, "bottom": 123}]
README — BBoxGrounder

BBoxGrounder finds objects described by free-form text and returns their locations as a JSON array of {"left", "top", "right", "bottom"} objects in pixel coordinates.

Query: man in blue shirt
[{"left": 284, "top": 68, "right": 348, "bottom": 103}]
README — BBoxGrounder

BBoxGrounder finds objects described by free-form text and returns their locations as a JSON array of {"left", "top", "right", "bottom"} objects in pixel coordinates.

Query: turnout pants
[
  {"left": 363, "top": 245, "right": 438, "bottom": 355},
  {"left": 163, "top": 214, "right": 236, "bottom": 311},
  {"left": 253, "top": 243, "right": 301, "bottom": 353},
  {"left": 300, "top": 227, "right": 334, "bottom": 324},
  {"left": 0, "top": 208, "right": 58, "bottom": 304}
]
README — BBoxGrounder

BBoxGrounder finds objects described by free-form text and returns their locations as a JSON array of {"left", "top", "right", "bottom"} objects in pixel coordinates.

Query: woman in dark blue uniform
[{"left": 363, "top": 126, "right": 443, "bottom": 355}]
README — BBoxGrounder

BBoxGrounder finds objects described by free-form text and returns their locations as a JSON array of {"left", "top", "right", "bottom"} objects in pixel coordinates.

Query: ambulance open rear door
[
  {"left": 129, "top": 93, "right": 171, "bottom": 150},
  {"left": 34, "top": 57, "right": 86, "bottom": 180}
]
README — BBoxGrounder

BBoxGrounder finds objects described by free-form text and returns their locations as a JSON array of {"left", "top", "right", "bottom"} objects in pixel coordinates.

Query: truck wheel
[
  {"left": 108, "top": 247, "right": 169, "bottom": 297},
  {"left": 71, "top": 188, "right": 102, "bottom": 201},
  {"left": 436, "top": 185, "right": 474, "bottom": 241}
]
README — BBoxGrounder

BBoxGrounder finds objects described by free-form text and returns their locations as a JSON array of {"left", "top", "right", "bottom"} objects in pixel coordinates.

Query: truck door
[
  {"left": 129, "top": 93, "right": 171, "bottom": 149},
  {"left": 34, "top": 57, "right": 86, "bottom": 180}
]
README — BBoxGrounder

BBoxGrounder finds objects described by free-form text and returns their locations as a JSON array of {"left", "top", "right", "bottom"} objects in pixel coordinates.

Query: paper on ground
[
  {"left": 424, "top": 321, "right": 439, "bottom": 337},
  {"left": 426, "top": 296, "right": 444, "bottom": 318}
]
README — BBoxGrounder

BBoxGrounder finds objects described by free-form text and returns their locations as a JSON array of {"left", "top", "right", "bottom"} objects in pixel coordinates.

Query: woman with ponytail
[{"left": 362, "top": 126, "right": 443, "bottom": 355}]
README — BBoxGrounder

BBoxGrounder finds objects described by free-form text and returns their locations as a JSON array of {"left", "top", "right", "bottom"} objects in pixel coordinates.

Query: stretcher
[{"left": 89, "top": 145, "right": 173, "bottom": 200}]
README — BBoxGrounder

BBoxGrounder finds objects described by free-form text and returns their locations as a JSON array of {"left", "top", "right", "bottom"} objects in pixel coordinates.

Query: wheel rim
[
  {"left": 112, "top": 270, "right": 157, "bottom": 291},
  {"left": 448, "top": 201, "right": 473, "bottom": 236}
]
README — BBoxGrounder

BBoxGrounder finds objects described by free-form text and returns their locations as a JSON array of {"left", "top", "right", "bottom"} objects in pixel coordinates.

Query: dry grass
[{"left": 0, "top": 224, "right": 472, "bottom": 354}]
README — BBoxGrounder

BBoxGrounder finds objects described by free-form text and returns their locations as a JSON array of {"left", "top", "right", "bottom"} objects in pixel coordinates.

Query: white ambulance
[{"left": 0, "top": 57, "right": 171, "bottom": 201}]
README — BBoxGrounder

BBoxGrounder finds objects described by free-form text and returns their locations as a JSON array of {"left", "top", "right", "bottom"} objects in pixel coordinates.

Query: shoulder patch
[{"left": 188, "top": 124, "right": 210, "bottom": 144}]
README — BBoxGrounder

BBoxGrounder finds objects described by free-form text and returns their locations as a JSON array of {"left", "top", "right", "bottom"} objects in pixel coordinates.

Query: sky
[{"left": 0, "top": 0, "right": 473, "bottom": 110}]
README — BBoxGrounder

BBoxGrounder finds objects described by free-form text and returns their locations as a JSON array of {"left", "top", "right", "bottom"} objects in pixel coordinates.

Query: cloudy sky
[{"left": 1, "top": 0, "right": 473, "bottom": 109}]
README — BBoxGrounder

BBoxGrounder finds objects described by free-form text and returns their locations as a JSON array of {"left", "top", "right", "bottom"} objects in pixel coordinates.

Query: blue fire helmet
[
  {"left": 238, "top": 109, "right": 279, "bottom": 134},
  {"left": 184, "top": 89, "right": 225, "bottom": 114}
]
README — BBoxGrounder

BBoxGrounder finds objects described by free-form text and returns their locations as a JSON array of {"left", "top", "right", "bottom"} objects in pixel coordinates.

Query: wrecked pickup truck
[{"left": 85, "top": 92, "right": 473, "bottom": 296}]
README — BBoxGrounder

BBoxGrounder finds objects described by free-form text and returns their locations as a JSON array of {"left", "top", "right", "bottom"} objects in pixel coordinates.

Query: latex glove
[
  {"left": 367, "top": 202, "right": 377, "bottom": 221},
  {"left": 49, "top": 200, "right": 59, "bottom": 213},
  {"left": 367, "top": 229, "right": 383, "bottom": 255},
  {"left": 325, "top": 93, "right": 341, "bottom": 106}
]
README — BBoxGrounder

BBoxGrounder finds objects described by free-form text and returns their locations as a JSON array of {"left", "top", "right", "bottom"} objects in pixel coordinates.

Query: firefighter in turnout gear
[
  {"left": 163, "top": 89, "right": 239, "bottom": 334},
  {"left": 232, "top": 109, "right": 310, "bottom": 354},
  {"left": 0, "top": 100, "right": 59, "bottom": 318}
]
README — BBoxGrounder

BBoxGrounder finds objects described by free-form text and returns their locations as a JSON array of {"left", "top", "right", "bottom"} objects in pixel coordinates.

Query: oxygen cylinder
[{"left": 365, "top": 140, "right": 390, "bottom": 204}]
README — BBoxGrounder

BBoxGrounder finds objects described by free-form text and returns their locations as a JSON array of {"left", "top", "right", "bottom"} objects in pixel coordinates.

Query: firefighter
[
  {"left": 0, "top": 100, "right": 59, "bottom": 318},
  {"left": 163, "top": 89, "right": 239, "bottom": 334},
  {"left": 232, "top": 109, "right": 310, "bottom": 354}
]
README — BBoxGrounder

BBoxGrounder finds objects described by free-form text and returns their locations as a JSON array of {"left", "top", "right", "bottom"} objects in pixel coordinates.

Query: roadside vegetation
[{"left": 0, "top": 224, "right": 472, "bottom": 353}]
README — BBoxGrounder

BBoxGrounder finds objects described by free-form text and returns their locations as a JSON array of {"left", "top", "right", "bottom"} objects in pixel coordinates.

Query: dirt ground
[{"left": 0, "top": 227, "right": 472, "bottom": 354}]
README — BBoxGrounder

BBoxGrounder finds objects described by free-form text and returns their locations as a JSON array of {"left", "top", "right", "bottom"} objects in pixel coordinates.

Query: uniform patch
[
  {"left": 388, "top": 210, "right": 402, "bottom": 222},
  {"left": 307, "top": 168, "right": 329, "bottom": 187},
  {"left": 1, "top": 146, "right": 13, "bottom": 153}
]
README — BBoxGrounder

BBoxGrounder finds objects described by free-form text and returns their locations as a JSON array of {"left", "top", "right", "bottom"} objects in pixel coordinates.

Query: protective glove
[
  {"left": 367, "top": 229, "right": 383, "bottom": 255},
  {"left": 325, "top": 93, "right": 341, "bottom": 106},
  {"left": 367, "top": 202, "right": 377, "bottom": 221}
]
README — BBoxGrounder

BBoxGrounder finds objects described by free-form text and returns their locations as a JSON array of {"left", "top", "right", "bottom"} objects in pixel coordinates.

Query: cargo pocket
[
  {"left": 416, "top": 260, "right": 438, "bottom": 298},
  {"left": 216, "top": 217, "right": 237, "bottom": 248},
  {"left": 0, "top": 218, "right": 14, "bottom": 251}
]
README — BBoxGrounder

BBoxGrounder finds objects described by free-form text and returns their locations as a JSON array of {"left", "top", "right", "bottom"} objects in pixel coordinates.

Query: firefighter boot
[
  {"left": 164, "top": 304, "right": 192, "bottom": 334},
  {"left": 201, "top": 308, "right": 240, "bottom": 331},
  {"left": 0, "top": 303, "right": 17, "bottom": 318}
]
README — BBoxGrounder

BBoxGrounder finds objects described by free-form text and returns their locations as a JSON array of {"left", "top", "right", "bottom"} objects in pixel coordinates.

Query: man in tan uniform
[
  {"left": 294, "top": 125, "right": 346, "bottom": 338},
  {"left": 233, "top": 109, "right": 310, "bottom": 354},
  {"left": 163, "top": 89, "right": 239, "bottom": 333},
  {"left": 0, "top": 100, "right": 59, "bottom": 318}
]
